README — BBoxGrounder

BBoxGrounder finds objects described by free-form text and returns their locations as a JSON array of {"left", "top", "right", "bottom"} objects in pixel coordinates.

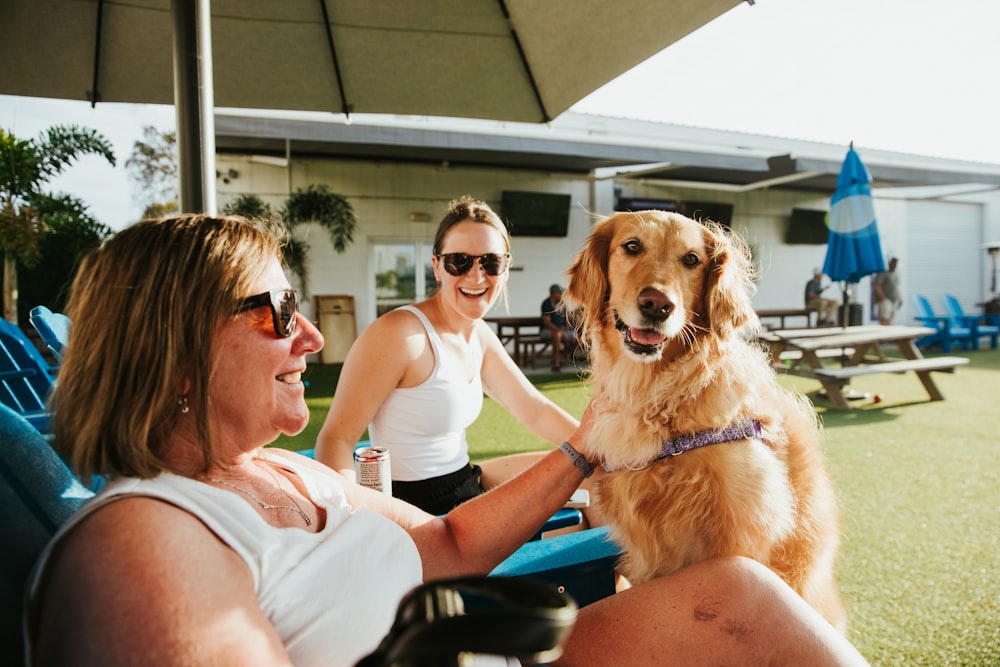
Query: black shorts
[{"left": 392, "top": 463, "right": 485, "bottom": 515}]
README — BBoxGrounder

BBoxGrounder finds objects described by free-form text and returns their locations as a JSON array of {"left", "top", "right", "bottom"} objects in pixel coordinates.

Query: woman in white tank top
[{"left": 315, "top": 196, "right": 584, "bottom": 515}]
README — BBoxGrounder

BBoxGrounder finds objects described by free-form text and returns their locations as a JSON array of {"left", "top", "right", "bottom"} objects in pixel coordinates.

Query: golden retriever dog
[{"left": 564, "top": 210, "right": 846, "bottom": 632}]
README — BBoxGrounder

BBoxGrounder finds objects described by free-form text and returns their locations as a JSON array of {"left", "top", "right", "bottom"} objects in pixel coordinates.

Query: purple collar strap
[{"left": 603, "top": 418, "right": 763, "bottom": 472}]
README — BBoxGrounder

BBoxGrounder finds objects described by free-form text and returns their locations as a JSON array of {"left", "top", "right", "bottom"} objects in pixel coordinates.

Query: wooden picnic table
[
  {"left": 484, "top": 315, "right": 543, "bottom": 366},
  {"left": 759, "top": 325, "right": 969, "bottom": 409},
  {"left": 755, "top": 308, "right": 815, "bottom": 330}
]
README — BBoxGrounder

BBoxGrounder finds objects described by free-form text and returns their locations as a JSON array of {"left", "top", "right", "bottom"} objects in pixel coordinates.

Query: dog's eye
[
  {"left": 623, "top": 239, "right": 642, "bottom": 255},
  {"left": 682, "top": 252, "right": 701, "bottom": 268}
]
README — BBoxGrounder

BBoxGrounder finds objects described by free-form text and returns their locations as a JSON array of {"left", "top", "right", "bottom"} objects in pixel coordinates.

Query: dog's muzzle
[{"left": 614, "top": 312, "right": 667, "bottom": 356}]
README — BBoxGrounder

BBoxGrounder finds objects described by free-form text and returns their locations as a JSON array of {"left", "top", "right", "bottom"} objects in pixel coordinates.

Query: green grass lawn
[{"left": 276, "top": 349, "right": 1000, "bottom": 666}]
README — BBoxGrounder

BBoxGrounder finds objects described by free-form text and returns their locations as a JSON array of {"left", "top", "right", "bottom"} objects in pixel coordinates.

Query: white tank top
[
  {"left": 26, "top": 451, "right": 423, "bottom": 667},
  {"left": 368, "top": 305, "right": 484, "bottom": 481}
]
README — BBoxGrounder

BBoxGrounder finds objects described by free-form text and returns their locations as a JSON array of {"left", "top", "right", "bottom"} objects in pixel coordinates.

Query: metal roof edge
[{"left": 214, "top": 108, "right": 1000, "bottom": 187}]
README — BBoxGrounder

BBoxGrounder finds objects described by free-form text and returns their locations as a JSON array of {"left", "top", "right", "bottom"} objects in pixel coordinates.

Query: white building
[{"left": 213, "top": 110, "right": 1000, "bottom": 360}]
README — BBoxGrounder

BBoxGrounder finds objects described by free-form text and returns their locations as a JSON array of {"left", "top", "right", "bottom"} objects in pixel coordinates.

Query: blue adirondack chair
[
  {"left": 0, "top": 320, "right": 58, "bottom": 432},
  {"left": 0, "top": 404, "right": 92, "bottom": 662},
  {"left": 941, "top": 294, "right": 998, "bottom": 350},
  {"left": 912, "top": 294, "right": 973, "bottom": 353},
  {"left": 29, "top": 306, "right": 71, "bottom": 363}
]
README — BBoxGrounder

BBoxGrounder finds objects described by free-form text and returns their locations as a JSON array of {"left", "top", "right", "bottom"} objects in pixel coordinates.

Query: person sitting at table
[
  {"left": 541, "top": 283, "right": 577, "bottom": 372},
  {"left": 315, "top": 196, "right": 584, "bottom": 516},
  {"left": 805, "top": 268, "right": 838, "bottom": 326},
  {"left": 26, "top": 212, "right": 870, "bottom": 667}
]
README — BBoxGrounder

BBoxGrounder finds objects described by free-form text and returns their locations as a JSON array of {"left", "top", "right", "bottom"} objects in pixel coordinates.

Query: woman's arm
[
  {"left": 314, "top": 311, "right": 419, "bottom": 478},
  {"left": 477, "top": 321, "right": 579, "bottom": 444},
  {"left": 342, "top": 405, "right": 596, "bottom": 581}
]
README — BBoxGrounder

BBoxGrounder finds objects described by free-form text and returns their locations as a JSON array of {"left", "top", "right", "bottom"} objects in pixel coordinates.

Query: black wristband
[{"left": 559, "top": 441, "right": 594, "bottom": 479}]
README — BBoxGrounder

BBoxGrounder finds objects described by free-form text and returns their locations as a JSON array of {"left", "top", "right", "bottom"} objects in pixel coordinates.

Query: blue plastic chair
[
  {"left": 0, "top": 320, "right": 57, "bottom": 432},
  {"left": 491, "top": 525, "right": 619, "bottom": 608},
  {"left": 0, "top": 404, "right": 93, "bottom": 662},
  {"left": 941, "top": 294, "right": 998, "bottom": 350},
  {"left": 912, "top": 294, "right": 973, "bottom": 353},
  {"left": 29, "top": 306, "right": 71, "bottom": 363}
]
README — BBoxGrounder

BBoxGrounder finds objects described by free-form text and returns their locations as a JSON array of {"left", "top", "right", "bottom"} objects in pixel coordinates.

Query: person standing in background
[{"left": 873, "top": 257, "right": 901, "bottom": 325}]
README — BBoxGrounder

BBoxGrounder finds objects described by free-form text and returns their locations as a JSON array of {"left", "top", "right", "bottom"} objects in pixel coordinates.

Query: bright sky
[
  {"left": 575, "top": 0, "right": 999, "bottom": 163},
  {"left": 2, "top": 0, "right": 997, "bottom": 230}
]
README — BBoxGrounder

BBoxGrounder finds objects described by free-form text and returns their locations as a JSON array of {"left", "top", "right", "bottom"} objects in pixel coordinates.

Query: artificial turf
[{"left": 275, "top": 347, "right": 1000, "bottom": 666}]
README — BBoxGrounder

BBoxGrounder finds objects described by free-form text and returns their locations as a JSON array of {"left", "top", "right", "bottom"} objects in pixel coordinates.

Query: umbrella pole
[
  {"left": 836, "top": 282, "right": 849, "bottom": 366},
  {"left": 841, "top": 282, "right": 849, "bottom": 328},
  {"left": 171, "top": 0, "right": 217, "bottom": 215}
]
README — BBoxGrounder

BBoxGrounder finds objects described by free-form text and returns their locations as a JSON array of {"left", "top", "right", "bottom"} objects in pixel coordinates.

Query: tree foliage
[
  {"left": 0, "top": 125, "right": 115, "bottom": 322},
  {"left": 125, "top": 125, "right": 178, "bottom": 217},
  {"left": 17, "top": 193, "right": 111, "bottom": 321}
]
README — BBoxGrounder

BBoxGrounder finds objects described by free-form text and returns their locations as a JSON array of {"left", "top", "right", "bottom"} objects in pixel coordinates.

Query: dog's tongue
[{"left": 629, "top": 327, "right": 666, "bottom": 346}]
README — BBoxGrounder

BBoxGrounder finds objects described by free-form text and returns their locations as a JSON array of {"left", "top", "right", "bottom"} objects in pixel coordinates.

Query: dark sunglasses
[
  {"left": 236, "top": 288, "right": 298, "bottom": 338},
  {"left": 437, "top": 252, "right": 511, "bottom": 277}
]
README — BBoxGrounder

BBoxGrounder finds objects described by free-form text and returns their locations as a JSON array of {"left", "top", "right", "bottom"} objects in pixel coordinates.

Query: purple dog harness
[{"left": 603, "top": 418, "right": 763, "bottom": 472}]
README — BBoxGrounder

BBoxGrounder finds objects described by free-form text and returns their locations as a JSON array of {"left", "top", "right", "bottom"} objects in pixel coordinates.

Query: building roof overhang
[{"left": 214, "top": 110, "right": 1000, "bottom": 195}]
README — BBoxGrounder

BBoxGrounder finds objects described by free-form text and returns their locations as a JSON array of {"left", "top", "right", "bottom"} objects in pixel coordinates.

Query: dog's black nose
[{"left": 637, "top": 288, "right": 673, "bottom": 322}]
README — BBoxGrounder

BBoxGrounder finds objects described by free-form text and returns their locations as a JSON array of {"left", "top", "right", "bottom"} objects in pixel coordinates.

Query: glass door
[{"left": 373, "top": 242, "right": 436, "bottom": 317}]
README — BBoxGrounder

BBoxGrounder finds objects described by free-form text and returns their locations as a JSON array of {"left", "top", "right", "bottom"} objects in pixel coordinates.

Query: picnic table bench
[
  {"left": 760, "top": 325, "right": 969, "bottom": 409},
  {"left": 485, "top": 316, "right": 549, "bottom": 367},
  {"left": 811, "top": 356, "right": 969, "bottom": 404}
]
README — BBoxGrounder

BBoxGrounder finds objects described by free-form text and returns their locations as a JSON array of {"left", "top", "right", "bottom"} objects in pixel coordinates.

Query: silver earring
[{"left": 179, "top": 395, "right": 190, "bottom": 414}]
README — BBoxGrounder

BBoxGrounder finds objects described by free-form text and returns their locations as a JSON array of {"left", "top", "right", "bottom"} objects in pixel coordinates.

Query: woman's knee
[{"left": 559, "top": 557, "right": 850, "bottom": 666}]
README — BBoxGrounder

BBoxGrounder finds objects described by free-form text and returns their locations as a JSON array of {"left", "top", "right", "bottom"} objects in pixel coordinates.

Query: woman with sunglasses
[
  {"left": 27, "top": 213, "right": 869, "bottom": 667},
  {"left": 315, "top": 196, "right": 585, "bottom": 515}
]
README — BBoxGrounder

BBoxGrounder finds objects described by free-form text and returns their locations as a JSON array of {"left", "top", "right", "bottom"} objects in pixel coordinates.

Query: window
[{"left": 373, "top": 242, "right": 435, "bottom": 317}]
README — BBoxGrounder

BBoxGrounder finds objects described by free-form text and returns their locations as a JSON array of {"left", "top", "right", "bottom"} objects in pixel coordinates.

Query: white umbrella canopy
[{"left": 1, "top": 0, "right": 741, "bottom": 208}]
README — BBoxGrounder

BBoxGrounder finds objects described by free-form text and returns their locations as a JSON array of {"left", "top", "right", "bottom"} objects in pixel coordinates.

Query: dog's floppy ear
[
  {"left": 702, "top": 221, "right": 760, "bottom": 337},
  {"left": 564, "top": 214, "right": 616, "bottom": 332}
]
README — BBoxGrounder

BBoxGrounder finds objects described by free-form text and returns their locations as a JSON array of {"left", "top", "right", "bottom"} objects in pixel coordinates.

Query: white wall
[
  {"left": 216, "top": 155, "right": 597, "bottom": 329},
  {"left": 216, "top": 153, "right": 996, "bottom": 345},
  {"left": 615, "top": 181, "right": 855, "bottom": 315}
]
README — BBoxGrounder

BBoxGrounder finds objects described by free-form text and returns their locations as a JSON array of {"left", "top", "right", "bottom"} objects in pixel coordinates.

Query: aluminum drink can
[{"left": 354, "top": 446, "right": 392, "bottom": 495}]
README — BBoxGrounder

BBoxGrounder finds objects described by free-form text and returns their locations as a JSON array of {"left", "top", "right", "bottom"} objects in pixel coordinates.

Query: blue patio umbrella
[{"left": 822, "top": 145, "right": 887, "bottom": 324}]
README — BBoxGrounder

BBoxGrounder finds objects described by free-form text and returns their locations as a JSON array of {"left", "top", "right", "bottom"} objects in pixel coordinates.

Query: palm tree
[
  {"left": 1, "top": 125, "right": 115, "bottom": 322},
  {"left": 223, "top": 187, "right": 356, "bottom": 295},
  {"left": 17, "top": 193, "right": 111, "bottom": 322}
]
